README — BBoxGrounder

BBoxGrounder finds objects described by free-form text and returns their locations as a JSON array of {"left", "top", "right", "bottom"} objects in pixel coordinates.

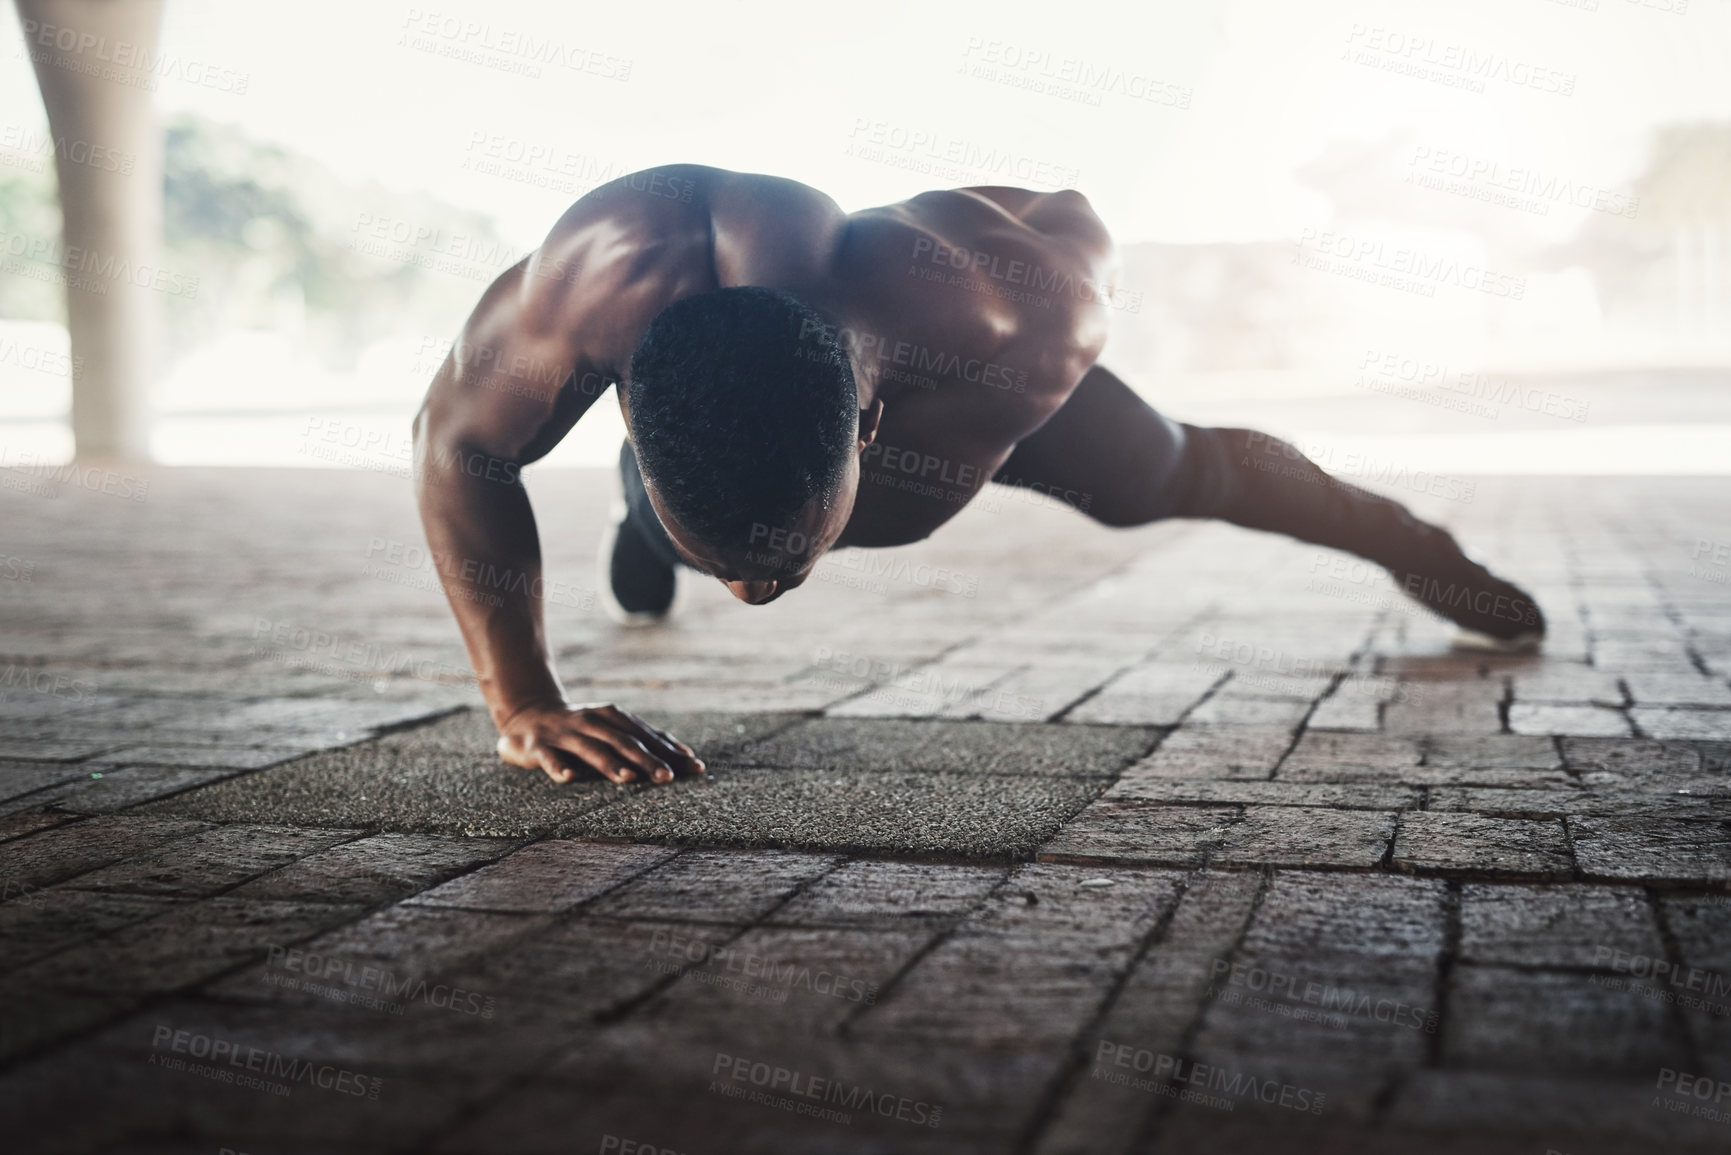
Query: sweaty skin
[{"left": 414, "top": 164, "right": 1123, "bottom": 785}]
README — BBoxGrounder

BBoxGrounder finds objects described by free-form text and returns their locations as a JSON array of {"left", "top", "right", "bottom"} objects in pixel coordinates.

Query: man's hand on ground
[{"left": 495, "top": 703, "right": 706, "bottom": 785}]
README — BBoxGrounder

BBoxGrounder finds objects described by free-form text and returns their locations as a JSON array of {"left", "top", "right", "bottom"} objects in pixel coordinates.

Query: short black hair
[{"left": 626, "top": 287, "right": 858, "bottom": 549}]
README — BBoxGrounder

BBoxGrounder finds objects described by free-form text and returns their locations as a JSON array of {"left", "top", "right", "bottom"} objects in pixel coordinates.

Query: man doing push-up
[{"left": 413, "top": 165, "right": 1543, "bottom": 786}]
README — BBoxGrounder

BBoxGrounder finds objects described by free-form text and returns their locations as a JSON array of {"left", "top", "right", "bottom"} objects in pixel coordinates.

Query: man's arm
[{"left": 413, "top": 184, "right": 713, "bottom": 785}]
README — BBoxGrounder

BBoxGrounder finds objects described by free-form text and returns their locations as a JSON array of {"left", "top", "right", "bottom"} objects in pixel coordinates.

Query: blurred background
[{"left": 2, "top": 0, "right": 1727, "bottom": 478}]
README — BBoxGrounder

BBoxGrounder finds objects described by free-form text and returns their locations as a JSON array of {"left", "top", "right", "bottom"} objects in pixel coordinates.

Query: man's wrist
[{"left": 492, "top": 695, "right": 568, "bottom": 731}]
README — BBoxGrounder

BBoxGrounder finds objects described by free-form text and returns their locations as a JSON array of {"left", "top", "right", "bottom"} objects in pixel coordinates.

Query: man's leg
[
  {"left": 992, "top": 365, "right": 1544, "bottom": 644},
  {"left": 599, "top": 439, "right": 685, "bottom": 623}
]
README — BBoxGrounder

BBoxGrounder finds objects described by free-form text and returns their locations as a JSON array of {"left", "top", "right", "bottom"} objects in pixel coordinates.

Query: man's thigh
[{"left": 991, "top": 364, "right": 1194, "bottom": 526}]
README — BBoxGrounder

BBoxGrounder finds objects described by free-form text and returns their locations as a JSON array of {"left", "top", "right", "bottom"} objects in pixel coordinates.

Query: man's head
[{"left": 625, "top": 287, "right": 879, "bottom": 604}]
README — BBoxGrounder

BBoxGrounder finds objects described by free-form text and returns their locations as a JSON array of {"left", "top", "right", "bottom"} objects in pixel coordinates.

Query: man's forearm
[{"left": 414, "top": 447, "right": 565, "bottom": 727}]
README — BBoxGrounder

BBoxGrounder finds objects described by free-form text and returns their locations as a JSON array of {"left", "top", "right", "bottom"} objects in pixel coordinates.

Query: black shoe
[
  {"left": 1383, "top": 526, "right": 1546, "bottom": 650},
  {"left": 598, "top": 501, "right": 678, "bottom": 625}
]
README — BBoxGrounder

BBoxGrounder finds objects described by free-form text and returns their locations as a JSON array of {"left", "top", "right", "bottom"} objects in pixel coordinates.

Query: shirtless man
[{"left": 413, "top": 164, "right": 1544, "bottom": 787}]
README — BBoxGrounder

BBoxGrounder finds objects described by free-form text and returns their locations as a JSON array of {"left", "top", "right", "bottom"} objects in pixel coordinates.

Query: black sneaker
[
  {"left": 598, "top": 501, "right": 678, "bottom": 625},
  {"left": 1385, "top": 527, "right": 1546, "bottom": 651}
]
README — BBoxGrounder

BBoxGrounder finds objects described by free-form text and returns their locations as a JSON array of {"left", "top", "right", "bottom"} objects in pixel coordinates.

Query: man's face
[{"left": 647, "top": 457, "right": 859, "bottom": 605}]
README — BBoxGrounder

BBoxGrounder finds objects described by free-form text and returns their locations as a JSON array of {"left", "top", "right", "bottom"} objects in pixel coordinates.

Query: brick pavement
[{"left": 2, "top": 466, "right": 1730, "bottom": 1153}]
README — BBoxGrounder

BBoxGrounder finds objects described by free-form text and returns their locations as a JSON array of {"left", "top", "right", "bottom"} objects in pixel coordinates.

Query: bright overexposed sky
[
  {"left": 3, "top": 0, "right": 1729, "bottom": 471},
  {"left": 7, "top": 0, "right": 1726, "bottom": 248}
]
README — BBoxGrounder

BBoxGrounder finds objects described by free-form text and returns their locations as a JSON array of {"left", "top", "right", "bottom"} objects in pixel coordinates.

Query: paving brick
[
  {"left": 1115, "top": 728, "right": 1293, "bottom": 782},
  {"left": 2, "top": 765, "right": 241, "bottom": 816},
  {"left": 854, "top": 864, "right": 1183, "bottom": 1046},
  {"left": 62, "top": 823, "right": 361, "bottom": 898},
  {"left": 1211, "top": 806, "right": 1395, "bottom": 868},
  {"left": 1393, "top": 812, "right": 1573, "bottom": 879},
  {"left": 1511, "top": 666, "right": 1626, "bottom": 705},
  {"left": 562, "top": 766, "right": 1103, "bottom": 859},
  {"left": 1383, "top": 682, "right": 1505, "bottom": 736},
  {"left": 1632, "top": 708, "right": 1731, "bottom": 740},
  {"left": 1389, "top": 1070, "right": 1721, "bottom": 1152},
  {"left": 85, "top": 744, "right": 314, "bottom": 769},
  {"left": 1239, "top": 873, "right": 1447, "bottom": 963},
  {"left": 404, "top": 840, "right": 675, "bottom": 913},
  {"left": 765, "top": 859, "right": 1007, "bottom": 928},
  {"left": 13, "top": 897, "right": 366, "bottom": 996},
  {"left": 448, "top": 917, "right": 710, "bottom": 1021},
  {"left": 0, "top": 889, "right": 185, "bottom": 972},
  {"left": 1038, "top": 802, "right": 1238, "bottom": 866},
  {"left": 1510, "top": 703, "right": 1633, "bottom": 738},
  {"left": 228, "top": 832, "right": 521, "bottom": 906},
  {"left": 1064, "top": 662, "right": 1224, "bottom": 726},
  {"left": 733, "top": 717, "right": 1155, "bottom": 778},
  {"left": 1185, "top": 695, "right": 1314, "bottom": 728},
  {"left": 1424, "top": 734, "right": 1562, "bottom": 770},
  {"left": 1624, "top": 674, "right": 1731, "bottom": 708},
  {"left": 139, "top": 746, "right": 628, "bottom": 839},
  {"left": 1427, "top": 788, "right": 1717, "bottom": 820},
  {"left": 0, "top": 761, "right": 101, "bottom": 803},
  {"left": 1443, "top": 965, "right": 1685, "bottom": 1076},
  {"left": 1304, "top": 690, "right": 1382, "bottom": 732},
  {"left": 1459, "top": 884, "right": 1663, "bottom": 968},
  {"left": 1570, "top": 815, "right": 1731, "bottom": 884},
  {"left": 0, "top": 989, "right": 140, "bottom": 1065},
  {"left": 635, "top": 925, "right": 934, "bottom": 1033},
  {"left": 1106, "top": 778, "right": 1421, "bottom": 811},
  {"left": 1032, "top": 871, "right": 1264, "bottom": 1155},
  {"left": 586, "top": 850, "right": 841, "bottom": 923},
  {"left": 1277, "top": 733, "right": 1425, "bottom": 782},
  {"left": 0, "top": 815, "right": 211, "bottom": 892}
]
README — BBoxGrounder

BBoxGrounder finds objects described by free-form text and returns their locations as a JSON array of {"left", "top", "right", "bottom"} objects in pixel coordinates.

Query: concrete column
[{"left": 15, "top": 0, "right": 164, "bottom": 460}]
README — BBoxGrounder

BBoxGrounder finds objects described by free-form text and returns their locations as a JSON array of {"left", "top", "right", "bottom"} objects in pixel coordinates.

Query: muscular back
[{"left": 416, "top": 164, "right": 1121, "bottom": 546}]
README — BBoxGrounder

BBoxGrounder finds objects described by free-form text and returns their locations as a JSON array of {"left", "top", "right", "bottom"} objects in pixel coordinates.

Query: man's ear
[{"left": 858, "top": 398, "right": 884, "bottom": 451}]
